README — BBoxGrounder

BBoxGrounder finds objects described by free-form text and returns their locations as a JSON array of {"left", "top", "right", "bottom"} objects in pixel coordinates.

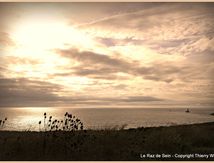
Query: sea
[{"left": 0, "top": 107, "right": 214, "bottom": 131}]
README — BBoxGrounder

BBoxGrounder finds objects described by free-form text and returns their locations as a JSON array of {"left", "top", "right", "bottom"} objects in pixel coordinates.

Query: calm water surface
[{"left": 0, "top": 107, "right": 214, "bottom": 131}]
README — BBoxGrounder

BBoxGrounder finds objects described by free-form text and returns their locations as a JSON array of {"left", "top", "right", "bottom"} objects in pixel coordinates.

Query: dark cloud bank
[
  {"left": 57, "top": 48, "right": 206, "bottom": 83},
  {"left": 0, "top": 78, "right": 164, "bottom": 107}
]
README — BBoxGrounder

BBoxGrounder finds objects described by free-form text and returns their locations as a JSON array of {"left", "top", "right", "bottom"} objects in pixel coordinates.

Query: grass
[{"left": 0, "top": 121, "right": 214, "bottom": 161}]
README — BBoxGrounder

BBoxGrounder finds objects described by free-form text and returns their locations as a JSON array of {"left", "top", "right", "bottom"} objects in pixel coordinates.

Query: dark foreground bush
[{"left": 39, "top": 112, "right": 84, "bottom": 132}]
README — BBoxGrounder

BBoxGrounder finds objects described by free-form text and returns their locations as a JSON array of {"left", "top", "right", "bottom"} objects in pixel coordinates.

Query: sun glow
[
  {"left": 3, "top": 18, "right": 99, "bottom": 93},
  {"left": 11, "top": 19, "right": 92, "bottom": 52}
]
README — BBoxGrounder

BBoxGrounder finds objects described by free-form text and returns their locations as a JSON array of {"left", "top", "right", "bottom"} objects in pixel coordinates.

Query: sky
[{"left": 0, "top": 3, "right": 214, "bottom": 107}]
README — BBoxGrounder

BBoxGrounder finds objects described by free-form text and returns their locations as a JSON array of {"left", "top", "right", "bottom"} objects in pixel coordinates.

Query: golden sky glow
[{"left": 0, "top": 3, "right": 214, "bottom": 107}]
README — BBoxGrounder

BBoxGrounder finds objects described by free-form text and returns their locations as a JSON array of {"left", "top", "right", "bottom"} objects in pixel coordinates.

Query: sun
[{"left": 11, "top": 19, "right": 92, "bottom": 54}]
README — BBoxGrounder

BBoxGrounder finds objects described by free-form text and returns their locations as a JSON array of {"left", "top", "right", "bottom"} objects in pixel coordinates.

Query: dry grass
[{"left": 0, "top": 122, "right": 214, "bottom": 161}]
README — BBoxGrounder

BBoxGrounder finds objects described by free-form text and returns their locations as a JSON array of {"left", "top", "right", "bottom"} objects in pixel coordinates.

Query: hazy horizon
[{"left": 0, "top": 3, "right": 214, "bottom": 108}]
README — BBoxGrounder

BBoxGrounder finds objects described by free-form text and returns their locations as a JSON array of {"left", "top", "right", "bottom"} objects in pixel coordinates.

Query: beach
[{"left": 0, "top": 121, "right": 214, "bottom": 161}]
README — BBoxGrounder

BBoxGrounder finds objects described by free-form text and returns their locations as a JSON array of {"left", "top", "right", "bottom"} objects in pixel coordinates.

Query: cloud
[
  {"left": 0, "top": 32, "right": 15, "bottom": 47},
  {"left": 2, "top": 56, "right": 41, "bottom": 65},
  {"left": 96, "top": 37, "right": 145, "bottom": 47},
  {"left": 56, "top": 48, "right": 192, "bottom": 83},
  {"left": 0, "top": 3, "right": 213, "bottom": 107},
  {"left": 72, "top": 67, "right": 130, "bottom": 80},
  {"left": 0, "top": 77, "right": 165, "bottom": 107},
  {"left": 0, "top": 78, "right": 63, "bottom": 107},
  {"left": 78, "top": 3, "right": 214, "bottom": 57},
  {"left": 57, "top": 47, "right": 214, "bottom": 85},
  {"left": 120, "top": 96, "right": 163, "bottom": 102},
  {"left": 79, "top": 3, "right": 213, "bottom": 35},
  {"left": 57, "top": 48, "right": 131, "bottom": 68},
  {"left": 55, "top": 95, "right": 164, "bottom": 106},
  {"left": 56, "top": 48, "right": 134, "bottom": 80}
]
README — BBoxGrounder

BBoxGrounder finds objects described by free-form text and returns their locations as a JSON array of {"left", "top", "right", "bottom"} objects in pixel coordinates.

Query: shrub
[
  {"left": 38, "top": 112, "right": 84, "bottom": 132},
  {"left": 0, "top": 117, "right": 7, "bottom": 130}
]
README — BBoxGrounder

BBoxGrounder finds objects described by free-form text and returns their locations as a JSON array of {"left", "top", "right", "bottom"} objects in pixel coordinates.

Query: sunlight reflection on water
[{"left": 0, "top": 107, "right": 214, "bottom": 131}]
